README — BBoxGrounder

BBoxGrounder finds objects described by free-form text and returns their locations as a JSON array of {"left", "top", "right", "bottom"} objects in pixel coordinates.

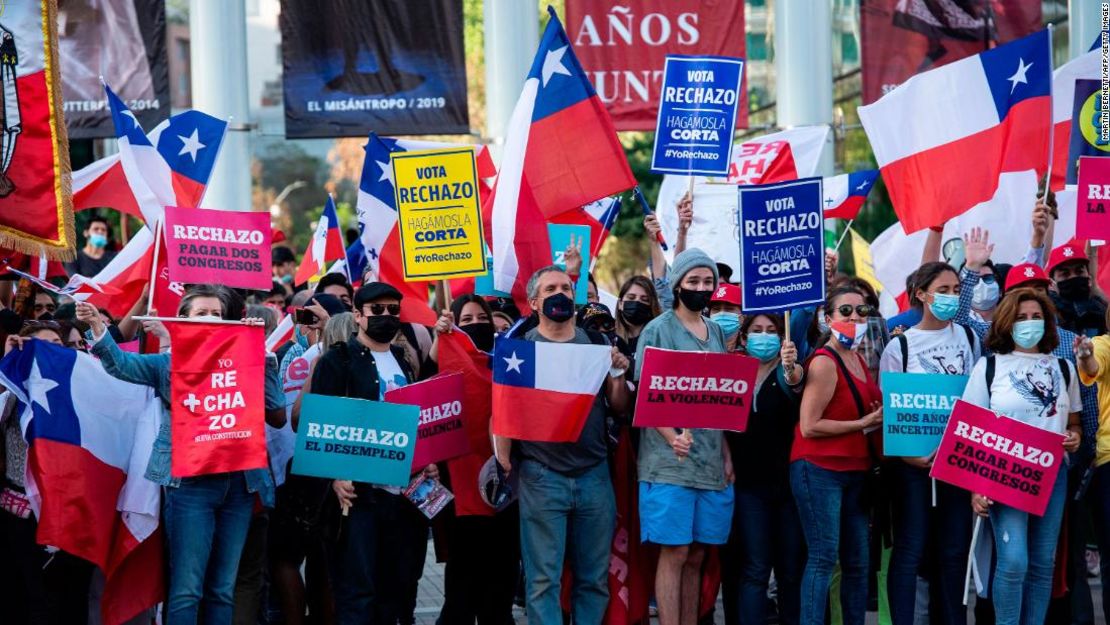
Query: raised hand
[
  {"left": 564, "top": 233, "right": 583, "bottom": 278},
  {"left": 962, "top": 227, "right": 994, "bottom": 271}
]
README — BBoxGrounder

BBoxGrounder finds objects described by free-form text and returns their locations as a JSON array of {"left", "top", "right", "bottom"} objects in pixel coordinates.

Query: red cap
[
  {"left": 271, "top": 228, "right": 287, "bottom": 244},
  {"left": 710, "top": 283, "right": 741, "bottom": 306},
  {"left": 1005, "top": 263, "right": 1050, "bottom": 291},
  {"left": 1047, "top": 240, "right": 1088, "bottom": 276}
]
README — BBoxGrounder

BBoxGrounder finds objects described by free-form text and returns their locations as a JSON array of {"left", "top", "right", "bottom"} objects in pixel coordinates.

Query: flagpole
[
  {"left": 963, "top": 516, "right": 983, "bottom": 605},
  {"left": 835, "top": 220, "right": 855, "bottom": 251},
  {"left": 1043, "top": 24, "right": 1056, "bottom": 194},
  {"left": 133, "top": 315, "right": 258, "bottom": 326},
  {"left": 146, "top": 220, "right": 163, "bottom": 314}
]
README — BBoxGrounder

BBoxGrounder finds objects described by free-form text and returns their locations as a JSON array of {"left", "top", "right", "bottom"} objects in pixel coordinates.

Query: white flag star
[
  {"left": 1007, "top": 58, "right": 1033, "bottom": 94},
  {"left": 26, "top": 360, "right": 58, "bottom": 414},
  {"left": 541, "top": 46, "right": 572, "bottom": 87},
  {"left": 503, "top": 351, "right": 524, "bottom": 374},
  {"left": 377, "top": 160, "right": 394, "bottom": 186},
  {"left": 177, "top": 128, "right": 206, "bottom": 161}
]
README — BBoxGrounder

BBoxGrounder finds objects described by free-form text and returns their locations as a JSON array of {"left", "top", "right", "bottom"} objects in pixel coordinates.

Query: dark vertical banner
[
  {"left": 58, "top": 0, "right": 170, "bottom": 139},
  {"left": 280, "top": 0, "right": 469, "bottom": 139},
  {"left": 564, "top": 0, "right": 746, "bottom": 132},
  {"left": 861, "top": 0, "right": 1041, "bottom": 105}
]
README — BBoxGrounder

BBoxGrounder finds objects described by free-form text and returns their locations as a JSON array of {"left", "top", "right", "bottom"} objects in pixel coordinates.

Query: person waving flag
[{"left": 295, "top": 196, "right": 345, "bottom": 286}]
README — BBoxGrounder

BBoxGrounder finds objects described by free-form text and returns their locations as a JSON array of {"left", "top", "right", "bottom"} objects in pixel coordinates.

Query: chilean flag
[
  {"left": 73, "top": 154, "right": 141, "bottom": 219},
  {"left": 490, "top": 8, "right": 635, "bottom": 304},
  {"left": 67, "top": 226, "right": 157, "bottom": 319},
  {"left": 822, "top": 170, "right": 879, "bottom": 220},
  {"left": 0, "top": 340, "right": 164, "bottom": 624},
  {"left": 549, "top": 196, "right": 622, "bottom": 264},
  {"left": 106, "top": 84, "right": 228, "bottom": 224},
  {"left": 357, "top": 134, "right": 495, "bottom": 325},
  {"left": 491, "top": 336, "right": 610, "bottom": 442},
  {"left": 265, "top": 314, "right": 296, "bottom": 353},
  {"left": 859, "top": 29, "right": 1052, "bottom": 233},
  {"left": 295, "top": 196, "right": 345, "bottom": 286}
]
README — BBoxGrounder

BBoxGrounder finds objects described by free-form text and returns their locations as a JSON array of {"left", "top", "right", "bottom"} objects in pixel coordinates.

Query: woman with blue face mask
[
  {"left": 879, "top": 262, "right": 981, "bottom": 625},
  {"left": 708, "top": 283, "right": 744, "bottom": 352},
  {"left": 719, "top": 313, "right": 805, "bottom": 625},
  {"left": 962, "top": 289, "right": 1082, "bottom": 625}
]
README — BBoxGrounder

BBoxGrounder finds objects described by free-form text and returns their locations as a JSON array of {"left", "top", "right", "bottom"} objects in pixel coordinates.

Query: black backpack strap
[
  {"left": 818, "top": 347, "right": 866, "bottom": 418},
  {"left": 960, "top": 323, "right": 975, "bottom": 353},
  {"left": 1058, "top": 357, "right": 1071, "bottom": 390},
  {"left": 896, "top": 333, "right": 909, "bottom": 373},
  {"left": 985, "top": 355, "right": 995, "bottom": 401}
]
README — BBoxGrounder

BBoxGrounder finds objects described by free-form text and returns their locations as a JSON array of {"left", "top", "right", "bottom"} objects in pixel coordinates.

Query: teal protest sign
[
  {"left": 292, "top": 393, "right": 419, "bottom": 487},
  {"left": 881, "top": 372, "right": 969, "bottom": 457},
  {"left": 475, "top": 224, "right": 592, "bottom": 304}
]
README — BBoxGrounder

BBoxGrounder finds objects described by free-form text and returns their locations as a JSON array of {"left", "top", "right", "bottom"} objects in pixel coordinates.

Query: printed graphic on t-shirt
[
  {"left": 1007, "top": 362, "right": 1061, "bottom": 419},
  {"left": 909, "top": 331, "right": 973, "bottom": 375},
  {"left": 379, "top": 374, "right": 407, "bottom": 399}
]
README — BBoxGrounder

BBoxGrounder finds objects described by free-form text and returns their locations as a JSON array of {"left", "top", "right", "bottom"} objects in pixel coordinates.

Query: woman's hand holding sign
[
  {"left": 972, "top": 493, "right": 993, "bottom": 518},
  {"left": 1064, "top": 427, "right": 1081, "bottom": 453},
  {"left": 860, "top": 401, "right": 883, "bottom": 431}
]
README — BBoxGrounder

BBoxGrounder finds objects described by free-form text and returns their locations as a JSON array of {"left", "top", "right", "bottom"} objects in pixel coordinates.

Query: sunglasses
[
  {"left": 835, "top": 304, "right": 875, "bottom": 318},
  {"left": 978, "top": 275, "right": 996, "bottom": 284},
  {"left": 363, "top": 303, "right": 401, "bottom": 316}
]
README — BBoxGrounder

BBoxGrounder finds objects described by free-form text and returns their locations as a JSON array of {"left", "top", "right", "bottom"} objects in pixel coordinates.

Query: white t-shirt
[
  {"left": 374, "top": 348, "right": 408, "bottom": 400},
  {"left": 880, "top": 324, "right": 980, "bottom": 375},
  {"left": 962, "top": 352, "right": 1081, "bottom": 435}
]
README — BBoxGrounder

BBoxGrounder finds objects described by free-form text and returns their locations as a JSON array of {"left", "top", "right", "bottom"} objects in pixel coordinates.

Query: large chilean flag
[
  {"left": 489, "top": 7, "right": 635, "bottom": 302},
  {"left": 859, "top": 29, "right": 1052, "bottom": 234},
  {"left": 491, "top": 336, "right": 610, "bottom": 442}
]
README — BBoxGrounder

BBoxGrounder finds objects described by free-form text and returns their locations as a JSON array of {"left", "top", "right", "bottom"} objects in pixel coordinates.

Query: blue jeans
[
  {"left": 721, "top": 482, "right": 805, "bottom": 625},
  {"left": 164, "top": 472, "right": 255, "bottom": 625},
  {"left": 789, "top": 460, "right": 869, "bottom": 625},
  {"left": 990, "top": 465, "right": 1067, "bottom": 625},
  {"left": 887, "top": 462, "right": 973, "bottom": 625},
  {"left": 519, "top": 459, "right": 615, "bottom": 625}
]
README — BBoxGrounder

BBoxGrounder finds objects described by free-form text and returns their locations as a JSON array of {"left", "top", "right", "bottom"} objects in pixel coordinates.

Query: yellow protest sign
[
  {"left": 849, "top": 229, "right": 882, "bottom": 293},
  {"left": 391, "top": 148, "right": 487, "bottom": 281}
]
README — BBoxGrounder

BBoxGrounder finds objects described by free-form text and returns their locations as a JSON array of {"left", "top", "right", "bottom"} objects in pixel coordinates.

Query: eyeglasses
[
  {"left": 363, "top": 303, "right": 401, "bottom": 316},
  {"left": 978, "top": 274, "right": 996, "bottom": 284},
  {"left": 835, "top": 304, "right": 875, "bottom": 318}
]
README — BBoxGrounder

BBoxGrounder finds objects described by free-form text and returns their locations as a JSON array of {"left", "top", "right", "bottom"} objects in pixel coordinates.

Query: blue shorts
[{"left": 639, "top": 481, "right": 734, "bottom": 546}]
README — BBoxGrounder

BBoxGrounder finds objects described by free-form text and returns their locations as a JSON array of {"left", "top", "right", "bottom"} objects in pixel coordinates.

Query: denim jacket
[{"left": 88, "top": 329, "right": 282, "bottom": 507}]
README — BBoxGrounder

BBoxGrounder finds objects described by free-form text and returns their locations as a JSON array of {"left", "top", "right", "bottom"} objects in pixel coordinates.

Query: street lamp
[{"left": 269, "top": 180, "right": 307, "bottom": 218}]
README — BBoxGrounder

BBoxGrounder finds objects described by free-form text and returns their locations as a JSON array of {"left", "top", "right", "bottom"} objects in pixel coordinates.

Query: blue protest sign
[
  {"left": 651, "top": 55, "right": 745, "bottom": 176},
  {"left": 474, "top": 225, "right": 592, "bottom": 304},
  {"left": 292, "top": 393, "right": 419, "bottom": 487},
  {"left": 881, "top": 372, "right": 969, "bottom": 457},
  {"left": 738, "top": 177, "right": 826, "bottom": 312}
]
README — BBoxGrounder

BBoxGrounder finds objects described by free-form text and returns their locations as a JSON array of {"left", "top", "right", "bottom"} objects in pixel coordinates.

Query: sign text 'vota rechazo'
[
  {"left": 650, "top": 55, "right": 744, "bottom": 176},
  {"left": 739, "top": 177, "right": 826, "bottom": 312}
]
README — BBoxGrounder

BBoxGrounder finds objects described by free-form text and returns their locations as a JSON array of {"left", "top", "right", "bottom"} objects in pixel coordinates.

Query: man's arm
[
  {"left": 954, "top": 229, "right": 993, "bottom": 342},
  {"left": 263, "top": 353, "right": 286, "bottom": 427}
]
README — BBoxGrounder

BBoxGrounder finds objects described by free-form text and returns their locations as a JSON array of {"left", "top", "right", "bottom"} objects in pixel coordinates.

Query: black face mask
[
  {"left": 460, "top": 322, "right": 495, "bottom": 352},
  {"left": 620, "top": 300, "right": 653, "bottom": 326},
  {"left": 677, "top": 288, "right": 713, "bottom": 312},
  {"left": 1057, "top": 276, "right": 1092, "bottom": 302},
  {"left": 541, "top": 293, "right": 576, "bottom": 323},
  {"left": 362, "top": 315, "right": 401, "bottom": 343}
]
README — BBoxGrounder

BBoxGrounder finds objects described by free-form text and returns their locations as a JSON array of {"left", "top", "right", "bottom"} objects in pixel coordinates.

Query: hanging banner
[
  {"left": 564, "top": 0, "right": 746, "bottom": 131},
  {"left": 860, "top": 0, "right": 1042, "bottom": 105},
  {"left": 881, "top": 372, "right": 969, "bottom": 457},
  {"left": 650, "top": 55, "right": 744, "bottom": 176},
  {"left": 929, "top": 400, "right": 1064, "bottom": 517},
  {"left": 385, "top": 373, "right": 469, "bottom": 468},
  {"left": 58, "top": 0, "right": 170, "bottom": 139},
  {"left": 391, "top": 147, "right": 486, "bottom": 280},
  {"left": 738, "top": 178, "right": 826, "bottom": 313},
  {"left": 280, "top": 0, "right": 469, "bottom": 139},
  {"left": 633, "top": 347, "right": 758, "bottom": 430},
  {"left": 168, "top": 322, "right": 268, "bottom": 478},
  {"left": 1067, "top": 79, "right": 1110, "bottom": 186},
  {"left": 1078, "top": 156, "right": 1110, "bottom": 241},
  {"left": 292, "top": 393, "right": 419, "bottom": 488},
  {"left": 163, "top": 206, "right": 272, "bottom": 290},
  {"left": 0, "top": 0, "right": 74, "bottom": 260}
]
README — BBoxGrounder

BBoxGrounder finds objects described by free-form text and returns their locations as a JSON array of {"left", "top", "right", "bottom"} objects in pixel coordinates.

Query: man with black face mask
[
  {"left": 310, "top": 281, "right": 436, "bottom": 625},
  {"left": 1047, "top": 241, "right": 1107, "bottom": 337},
  {"left": 507, "top": 265, "right": 630, "bottom": 625}
]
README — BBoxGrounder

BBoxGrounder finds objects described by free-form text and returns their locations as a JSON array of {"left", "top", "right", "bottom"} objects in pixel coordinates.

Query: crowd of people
[{"left": 2, "top": 190, "right": 1110, "bottom": 625}]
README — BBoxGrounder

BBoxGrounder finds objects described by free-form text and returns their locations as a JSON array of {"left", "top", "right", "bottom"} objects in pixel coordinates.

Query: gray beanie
[{"left": 670, "top": 248, "right": 719, "bottom": 288}]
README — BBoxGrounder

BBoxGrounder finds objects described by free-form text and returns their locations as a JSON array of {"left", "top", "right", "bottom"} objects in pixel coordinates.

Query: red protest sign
[
  {"left": 633, "top": 347, "right": 758, "bottom": 430},
  {"left": 1077, "top": 157, "right": 1110, "bottom": 241},
  {"left": 169, "top": 322, "right": 268, "bottom": 477},
  {"left": 386, "top": 372, "right": 469, "bottom": 468},
  {"left": 164, "top": 206, "right": 272, "bottom": 290},
  {"left": 929, "top": 400, "right": 1064, "bottom": 516}
]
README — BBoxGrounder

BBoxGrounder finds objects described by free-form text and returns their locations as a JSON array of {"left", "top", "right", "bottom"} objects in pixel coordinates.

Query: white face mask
[
  {"left": 971, "top": 279, "right": 1000, "bottom": 311},
  {"left": 192, "top": 315, "right": 221, "bottom": 322}
]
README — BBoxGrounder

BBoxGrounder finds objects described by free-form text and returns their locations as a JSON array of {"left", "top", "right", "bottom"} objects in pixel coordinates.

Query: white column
[
  {"left": 483, "top": 0, "right": 538, "bottom": 152},
  {"left": 774, "top": 0, "right": 835, "bottom": 175},
  {"left": 190, "top": 0, "right": 252, "bottom": 211},
  {"left": 1069, "top": 0, "right": 1105, "bottom": 60}
]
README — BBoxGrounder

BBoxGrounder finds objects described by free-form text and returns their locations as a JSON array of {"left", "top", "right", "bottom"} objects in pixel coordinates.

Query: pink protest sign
[
  {"left": 1077, "top": 156, "right": 1110, "bottom": 241},
  {"left": 929, "top": 400, "right": 1064, "bottom": 516},
  {"left": 385, "top": 372, "right": 469, "bottom": 468},
  {"left": 164, "top": 206, "right": 272, "bottom": 290},
  {"left": 633, "top": 347, "right": 759, "bottom": 430}
]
